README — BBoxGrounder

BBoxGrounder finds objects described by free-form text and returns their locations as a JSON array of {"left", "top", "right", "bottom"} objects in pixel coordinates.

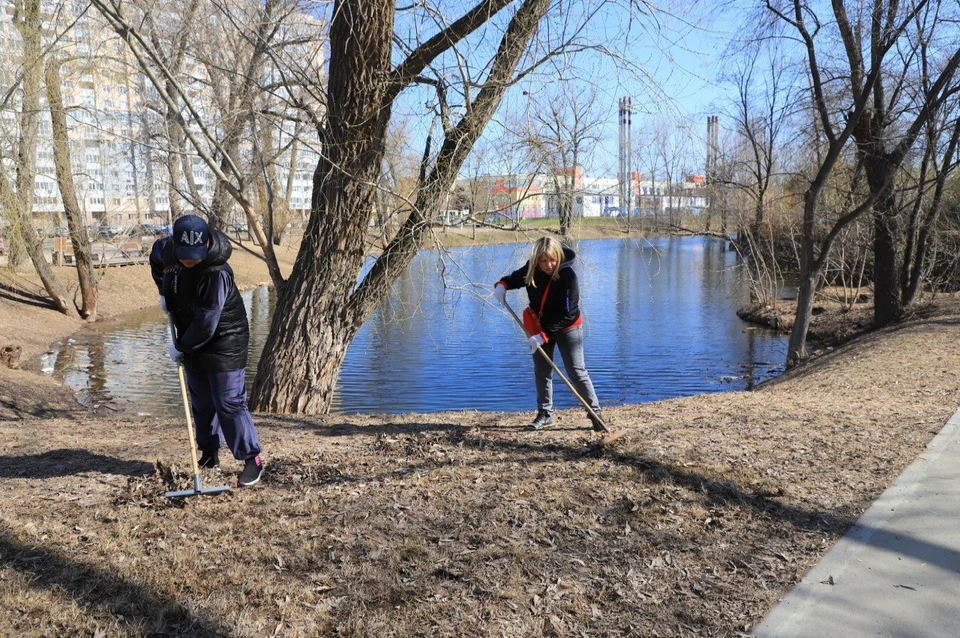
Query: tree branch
[{"left": 387, "top": 0, "right": 514, "bottom": 101}]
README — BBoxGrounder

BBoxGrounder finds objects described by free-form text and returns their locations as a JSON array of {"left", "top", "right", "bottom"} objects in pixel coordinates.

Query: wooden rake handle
[
  {"left": 168, "top": 313, "right": 202, "bottom": 477},
  {"left": 500, "top": 299, "right": 610, "bottom": 433}
]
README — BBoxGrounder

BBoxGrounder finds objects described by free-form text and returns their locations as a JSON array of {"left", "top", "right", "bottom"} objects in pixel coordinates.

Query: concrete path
[{"left": 754, "top": 407, "right": 960, "bottom": 637}]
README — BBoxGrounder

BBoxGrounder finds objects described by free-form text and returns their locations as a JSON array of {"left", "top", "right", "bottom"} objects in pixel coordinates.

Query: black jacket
[
  {"left": 497, "top": 245, "right": 582, "bottom": 336},
  {"left": 150, "top": 230, "right": 249, "bottom": 371}
]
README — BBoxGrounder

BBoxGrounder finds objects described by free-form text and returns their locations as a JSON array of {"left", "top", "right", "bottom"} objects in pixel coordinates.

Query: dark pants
[{"left": 183, "top": 367, "right": 261, "bottom": 460}]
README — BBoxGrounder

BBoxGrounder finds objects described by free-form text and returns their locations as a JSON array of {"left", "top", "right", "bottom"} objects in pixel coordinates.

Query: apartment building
[{"left": 0, "top": 0, "right": 324, "bottom": 233}]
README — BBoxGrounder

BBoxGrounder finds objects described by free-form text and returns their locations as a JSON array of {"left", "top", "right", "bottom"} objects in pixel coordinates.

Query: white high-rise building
[{"left": 0, "top": 0, "right": 325, "bottom": 233}]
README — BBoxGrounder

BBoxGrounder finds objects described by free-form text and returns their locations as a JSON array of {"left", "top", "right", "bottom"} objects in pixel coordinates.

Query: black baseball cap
[{"left": 172, "top": 215, "right": 209, "bottom": 261}]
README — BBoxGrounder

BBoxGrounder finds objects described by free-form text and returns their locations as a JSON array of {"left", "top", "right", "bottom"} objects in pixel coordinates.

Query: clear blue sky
[{"left": 391, "top": 1, "right": 747, "bottom": 180}]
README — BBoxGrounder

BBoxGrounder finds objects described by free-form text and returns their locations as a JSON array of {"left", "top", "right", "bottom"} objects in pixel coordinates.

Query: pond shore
[{"left": 1, "top": 223, "right": 958, "bottom": 635}]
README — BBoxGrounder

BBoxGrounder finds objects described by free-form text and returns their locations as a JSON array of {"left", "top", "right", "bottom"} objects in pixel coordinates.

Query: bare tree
[
  {"left": 191, "top": 0, "right": 279, "bottom": 230},
  {"left": 90, "top": 0, "right": 323, "bottom": 288},
  {"left": 900, "top": 98, "right": 960, "bottom": 305},
  {"left": 0, "top": 0, "right": 78, "bottom": 317},
  {"left": 760, "top": 0, "right": 960, "bottom": 365},
  {"left": 248, "top": 0, "right": 572, "bottom": 414},
  {"left": 635, "top": 129, "right": 664, "bottom": 223},
  {"left": 140, "top": 0, "right": 200, "bottom": 224},
  {"left": 516, "top": 83, "right": 605, "bottom": 236},
  {"left": 839, "top": 0, "right": 960, "bottom": 326},
  {"left": 648, "top": 117, "right": 692, "bottom": 228},
  {"left": 453, "top": 135, "right": 504, "bottom": 238},
  {"left": 44, "top": 56, "right": 98, "bottom": 319},
  {"left": 712, "top": 42, "right": 798, "bottom": 303},
  {"left": 721, "top": 43, "right": 796, "bottom": 232},
  {"left": 373, "top": 117, "right": 419, "bottom": 246}
]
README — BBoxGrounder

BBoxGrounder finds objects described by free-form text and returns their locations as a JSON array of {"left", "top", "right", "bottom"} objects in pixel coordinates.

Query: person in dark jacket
[
  {"left": 494, "top": 236, "right": 604, "bottom": 431},
  {"left": 150, "top": 214, "right": 264, "bottom": 486}
]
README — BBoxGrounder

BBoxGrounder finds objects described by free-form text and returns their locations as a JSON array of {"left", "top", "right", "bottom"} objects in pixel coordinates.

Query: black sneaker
[
  {"left": 528, "top": 410, "right": 553, "bottom": 430},
  {"left": 238, "top": 455, "right": 264, "bottom": 487},
  {"left": 588, "top": 409, "right": 606, "bottom": 432},
  {"left": 198, "top": 448, "right": 220, "bottom": 469}
]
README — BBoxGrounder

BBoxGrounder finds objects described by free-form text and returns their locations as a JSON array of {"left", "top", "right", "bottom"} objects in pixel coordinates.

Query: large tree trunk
[
  {"left": 786, "top": 191, "right": 818, "bottom": 366},
  {"left": 862, "top": 147, "right": 901, "bottom": 326},
  {"left": 45, "top": 58, "right": 98, "bottom": 319},
  {"left": 250, "top": 1, "right": 396, "bottom": 413},
  {"left": 250, "top": 0, "right": 551, "bottom": 414},
  {"left": 872, "top": 196, "right": 901, "bottom": 326}
]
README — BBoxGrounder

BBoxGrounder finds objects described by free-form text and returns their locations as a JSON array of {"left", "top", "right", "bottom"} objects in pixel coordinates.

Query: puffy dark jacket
[
  {"left": 149, "top": 233, "right": 175, "bottom": 293},
  {"left": 151, "top": 230, "right": 249, "bottom": 371},
  {"left": 497, "top": 245, "right": 582, "bottom": 337}
]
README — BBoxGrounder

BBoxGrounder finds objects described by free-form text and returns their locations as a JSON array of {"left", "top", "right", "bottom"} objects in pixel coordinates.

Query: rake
[
  {"left": 165, "top": 314, "right": 231, "bottom": 499},
  {"left": 500, "top": 299, "right": 612, "bottom": 434}
]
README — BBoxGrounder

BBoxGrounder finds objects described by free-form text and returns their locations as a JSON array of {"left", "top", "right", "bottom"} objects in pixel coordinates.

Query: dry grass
[{"left": 1, "top": 298, "right": 958, "bottom": 636}]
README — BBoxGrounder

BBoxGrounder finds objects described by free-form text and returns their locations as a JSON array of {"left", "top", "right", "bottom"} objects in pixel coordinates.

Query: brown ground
[{"left": 1, "top": 227, "right": 959, "bottom": 636}]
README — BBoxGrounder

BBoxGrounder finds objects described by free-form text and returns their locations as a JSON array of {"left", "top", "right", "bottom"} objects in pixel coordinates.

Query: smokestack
[
  {"left": 706, "top": 115, "right": 719, "bottom": 183},
  {"left": 626, "top": 97, "right": 632, "bottom": 217},
  {"left": 619, "top": 97, "right": 633, "bottom": 219}
]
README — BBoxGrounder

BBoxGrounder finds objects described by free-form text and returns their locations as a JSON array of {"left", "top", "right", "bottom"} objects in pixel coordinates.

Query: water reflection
[{"left": 35, "top": 236, "right": 786, "bottom": 416}]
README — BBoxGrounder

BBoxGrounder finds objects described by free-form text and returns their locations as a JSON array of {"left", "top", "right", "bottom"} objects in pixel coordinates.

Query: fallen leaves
[{"left": 1, "top": 299, "right": 959, "bottom": 636}]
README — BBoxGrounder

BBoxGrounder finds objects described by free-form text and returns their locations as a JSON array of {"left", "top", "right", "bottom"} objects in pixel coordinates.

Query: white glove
[
  {"left": 168, "top": 344, "right": 183, "bottom": 362},
  {"left": 159, "top": 296, "right": 167, "bottom": 311},
  {"left": 528, "top": 334, "right": 545, "bottom": 353},
  {"left": 493, "top": 283, "right": 507, "bottom": 304}
]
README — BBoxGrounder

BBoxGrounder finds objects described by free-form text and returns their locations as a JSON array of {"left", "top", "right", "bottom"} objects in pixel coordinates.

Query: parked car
[
  {"left": 141, "top": 223, "right": 171, "bottom": 236},
  {"left": 97, "top": 225, "right": 124, "bottom": 238}
]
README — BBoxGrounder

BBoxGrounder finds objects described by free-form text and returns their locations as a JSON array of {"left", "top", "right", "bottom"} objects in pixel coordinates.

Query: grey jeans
[{"left": 533, "top": 324, "right": 600, "bottom": 414}]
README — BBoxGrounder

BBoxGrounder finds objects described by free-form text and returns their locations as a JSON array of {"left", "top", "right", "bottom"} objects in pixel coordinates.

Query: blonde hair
[{"left": 525, "top": 236, "right": 564, "bottom": 286}]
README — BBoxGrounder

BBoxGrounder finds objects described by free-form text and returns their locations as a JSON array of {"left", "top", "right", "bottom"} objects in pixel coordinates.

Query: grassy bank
[
  {"left": 428, "top": 216, "right": 667, "bottom": 249},
  {"left": 1, "top": 297, "right": 958, "bottom": 635}
]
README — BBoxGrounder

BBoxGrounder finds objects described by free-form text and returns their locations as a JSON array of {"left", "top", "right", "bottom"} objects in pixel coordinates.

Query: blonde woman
[{"left": 493, "top": 237, "right": 604, "bottom": 430}]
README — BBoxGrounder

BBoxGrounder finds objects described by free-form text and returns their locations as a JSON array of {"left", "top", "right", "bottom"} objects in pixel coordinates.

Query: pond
[{"left": 35, "top": 236, "right": 787, "bottom": 416}]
